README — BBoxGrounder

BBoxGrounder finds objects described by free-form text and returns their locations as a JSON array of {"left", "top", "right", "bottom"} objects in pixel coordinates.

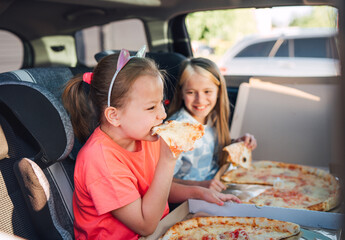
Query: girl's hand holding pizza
[
  {"left": 235, "top": 133, "right": 257, "bottom": 150},
  {"left": 159, "top": 137, "right": 178, "bottom": 161}
]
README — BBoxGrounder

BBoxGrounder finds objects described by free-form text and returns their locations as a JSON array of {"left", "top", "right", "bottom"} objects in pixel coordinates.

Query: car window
[
  {"left": 274, "top": 40, "right": 289, "bottom": 57},
  {"left": 186, "top": 6, "right": 339, "bottom": 77},
  {"left": 235, "top": 41, "right": 276, "bottom": 57},
  {"left": 0, "top": 30, "right": 23, "bottom": 73},
  {"left": 76, "top": 19, "right": 148, "bottom": 67},
  {"left": 294, "top": 37, "right": 337, "bottom": 59}
]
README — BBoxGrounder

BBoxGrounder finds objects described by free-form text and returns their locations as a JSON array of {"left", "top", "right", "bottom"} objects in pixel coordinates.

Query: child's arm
[
  {"left": 111, "top": 138, "right": 176, "bottom": 236},
  {"left": 168, "top": 182, "right": 241, "bottom": 206},
  {"left": 173, "top": 178, "right": 226, "bottom": 192}
]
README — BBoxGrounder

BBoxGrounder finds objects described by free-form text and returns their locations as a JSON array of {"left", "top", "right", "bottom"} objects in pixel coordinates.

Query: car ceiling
[{"left": 0, "top": 0, "right": 341, "bottom": 41}]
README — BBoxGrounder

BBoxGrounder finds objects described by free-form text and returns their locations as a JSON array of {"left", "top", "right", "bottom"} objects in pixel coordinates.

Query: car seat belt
[{"left": 47, "top": 162, "right": 74, "bottom": 222}]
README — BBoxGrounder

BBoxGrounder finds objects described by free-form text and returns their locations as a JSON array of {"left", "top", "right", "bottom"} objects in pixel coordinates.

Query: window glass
[
  {"left": 76, "top": 19, "right": 148, "bottom": 67},
  {"left": 235, "top": 41, "right": 275, "bottom": 57},
  {"left": 294, "top": 37, "right": 338, "bottom": 59},
  {"left": 0, "top": 30, "right": 23, "bottom": 73},
  {"left": 275, "top": 40, "right": 289, "bottom": 57},
  {"left": 186, "top": 6, "right": 339, "bottom": 77},
  {"left": 294, "top": 37, "right": 328, "bottom": 58}
]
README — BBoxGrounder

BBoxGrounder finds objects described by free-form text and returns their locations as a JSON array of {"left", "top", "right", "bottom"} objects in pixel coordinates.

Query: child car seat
[{"left": 0, "top": 81, "right": 75, "bottom": 240}]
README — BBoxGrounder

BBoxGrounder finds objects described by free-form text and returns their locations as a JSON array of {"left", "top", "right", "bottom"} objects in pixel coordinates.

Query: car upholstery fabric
[
  {"left": 0, "top": 67, "right": 91, "bottom": 101},
  {"left": 0, "top": 81, "right": 75, "bottom": 239},
  {"left": 0, "top": 66, "right": 92, "bottom": 159},
  {"left": 0, "top": 112, "right": 39, "bottom": 239},
  {"left": 14, "top": 158, "right": 74, "bottom": 240},
  {"left": 0, "top": 81, "right": 74, "bottom": 165},
  {"left": 0, "top": 125, "right": 9, "bottom": 159}
]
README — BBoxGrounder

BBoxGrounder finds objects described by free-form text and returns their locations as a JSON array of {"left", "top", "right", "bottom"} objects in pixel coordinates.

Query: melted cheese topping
[{"left": 152, "top": 120, "right": 205, "bottom": 157}]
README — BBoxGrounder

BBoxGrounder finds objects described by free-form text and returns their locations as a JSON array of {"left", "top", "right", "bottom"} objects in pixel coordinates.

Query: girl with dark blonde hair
[
  {"left": 62, "top": 48, "right": 240, "bottom": 240},
  {"left": 168, "top": 57, "right": 257, "bottom": 192}
]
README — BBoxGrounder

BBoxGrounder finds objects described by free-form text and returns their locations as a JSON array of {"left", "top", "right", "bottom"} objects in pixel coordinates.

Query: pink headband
[
  {"left": 107, "top": 45, "right": 146, "bottom": 107},
  {"left": 83, "top": 72, "right": 93, "bottom": 84}
]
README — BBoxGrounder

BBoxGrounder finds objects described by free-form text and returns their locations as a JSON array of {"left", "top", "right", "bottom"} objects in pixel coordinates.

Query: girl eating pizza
[
  {"left": 62, "top": 47, "right": 240, "bottom": 240},
  {"left": 168, "top": 57, "right": 257, "bottom": 192}
]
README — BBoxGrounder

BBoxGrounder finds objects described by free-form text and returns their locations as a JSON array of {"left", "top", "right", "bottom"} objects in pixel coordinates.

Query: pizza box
[{"left": 142, "top": 199, "right": 344, "bottom": 240}]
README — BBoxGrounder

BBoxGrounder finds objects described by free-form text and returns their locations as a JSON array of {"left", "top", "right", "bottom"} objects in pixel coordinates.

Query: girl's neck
[{"left": 100, "top": 124, "right": 139, "bottom": 152}]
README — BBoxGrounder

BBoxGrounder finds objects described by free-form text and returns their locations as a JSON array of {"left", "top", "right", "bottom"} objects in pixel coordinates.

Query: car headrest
[{"left": 0, "top": 81, "right": 74, "bottom": 167}]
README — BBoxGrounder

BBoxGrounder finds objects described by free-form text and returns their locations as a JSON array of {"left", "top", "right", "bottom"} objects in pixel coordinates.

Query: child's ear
[{"left": 104, "top": 107, "right": 120, "bottom": 127}]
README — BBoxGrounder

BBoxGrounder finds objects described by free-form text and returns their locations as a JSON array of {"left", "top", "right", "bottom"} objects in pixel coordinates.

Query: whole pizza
[
  {"left": 159, "top": 216, "right": 300, "bottom": 240},
  {"left": 221, "top": 160, "right": 340, "bottom": 211}
]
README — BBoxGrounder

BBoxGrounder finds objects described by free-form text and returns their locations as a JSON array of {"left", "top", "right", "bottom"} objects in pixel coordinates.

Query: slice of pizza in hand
[
  {"left": 151, "top": 120, "right": 205, "bottom": 157},
  {"left": 223, "top": 141, "right": 252, "bottom": 169}
]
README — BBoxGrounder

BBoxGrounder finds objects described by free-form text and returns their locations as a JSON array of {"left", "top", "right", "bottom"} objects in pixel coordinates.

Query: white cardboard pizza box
[
  {"left": 141, "top": 201, "right": 190, "bottom": 240},
  {"left": 143, "top": 199, "right": 344, "bottom": 240},
  {"left": 188, "top": 199, "right": 343, "bottom": 230}
]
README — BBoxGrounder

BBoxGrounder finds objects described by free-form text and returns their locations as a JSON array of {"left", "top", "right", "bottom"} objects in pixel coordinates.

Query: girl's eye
[
  {"left": 186, "top": 91, "right": 194, "bottom": 95},
  {"left": 147, "top": 106, "right": 155, "bottom": 110}
]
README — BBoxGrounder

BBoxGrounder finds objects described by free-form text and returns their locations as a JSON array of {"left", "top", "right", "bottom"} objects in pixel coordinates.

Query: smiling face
[
  {"left": 117, "top": 74, "right": 167, "bottom": 142},
  {"left": 182, "top": 71, "right": 219, "bottom": 124}
]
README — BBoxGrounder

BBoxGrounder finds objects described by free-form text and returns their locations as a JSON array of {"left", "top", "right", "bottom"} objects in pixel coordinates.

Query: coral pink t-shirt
[{"left": 73, "top": 127, "right": 169, "bottom": 240}]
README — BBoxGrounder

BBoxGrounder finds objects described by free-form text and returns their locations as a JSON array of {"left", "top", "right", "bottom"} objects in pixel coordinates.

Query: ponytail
[{"left": 62, "top": 74, "right": 96, "bottom": 143}]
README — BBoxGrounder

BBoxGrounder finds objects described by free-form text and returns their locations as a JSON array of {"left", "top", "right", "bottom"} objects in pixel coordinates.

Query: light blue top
[{"left": 169, "top": 108, "right": 219, "bottom": 181}]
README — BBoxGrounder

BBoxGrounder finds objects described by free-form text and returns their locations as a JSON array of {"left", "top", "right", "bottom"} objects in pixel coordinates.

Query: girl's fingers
[
  {"left": 215, "top": 192, "right": 241, "bottom": 204},
  {"left": 210, "top": 179, "right": 227, "bottom": 191}
]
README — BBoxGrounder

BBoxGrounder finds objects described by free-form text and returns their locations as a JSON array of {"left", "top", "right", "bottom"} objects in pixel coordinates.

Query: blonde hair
[
  {"left": 168, "top": 58, "right": 231, "bottom": 166},
  {"left": 62, "top": 54, "right": 164, "bottom": 143}
]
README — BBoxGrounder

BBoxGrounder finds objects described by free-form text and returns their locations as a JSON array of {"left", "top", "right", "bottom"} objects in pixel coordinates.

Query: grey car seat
[
  {"left": 0, "top": 66, "right": 93, "bottom": 159},
  {"left": 0, "top": 81, "right": 75, "bottom": 239}
]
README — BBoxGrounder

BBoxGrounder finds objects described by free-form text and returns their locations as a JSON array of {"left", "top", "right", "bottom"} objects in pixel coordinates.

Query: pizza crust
[
  {"left": 159, "top": 216, "right": 300, "bottom": 240},
  {"left": 221, "top": 160, "right": 340, "bottom": 211},
  {"left": 151, "top": 120, "right": 205, "bottom": 157}
]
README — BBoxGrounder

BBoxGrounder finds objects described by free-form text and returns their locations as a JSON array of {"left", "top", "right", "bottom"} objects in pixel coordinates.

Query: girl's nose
[
  {"left": 158, "top": 105, "right": 167, "bottom": 120},
  {"left": 195, "top": 92, "right": 203, "bottom": 102}
]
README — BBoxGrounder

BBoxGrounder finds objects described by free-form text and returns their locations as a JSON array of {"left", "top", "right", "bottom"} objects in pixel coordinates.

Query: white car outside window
[{"left": 218, "top": 28, "right": 340, "bottom": 77}]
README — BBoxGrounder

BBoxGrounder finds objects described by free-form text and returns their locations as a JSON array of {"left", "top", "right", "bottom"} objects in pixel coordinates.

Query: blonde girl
[
  {"left": 62, "top": 49, "right": 240, "bottom": 240},
  {"left": 168, "top": 57, "right": 257, "bottom": 192}
]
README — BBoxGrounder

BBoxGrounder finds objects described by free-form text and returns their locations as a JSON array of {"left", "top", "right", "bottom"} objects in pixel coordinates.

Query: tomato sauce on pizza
[
  {"left": 159, "top": 216, "right": 300, "bottom": 240},
  {"left": 221, "top": 160, "right": 340, "bottom": 211},
  {"left": 151, "top": 120, "right": 205, "bottom": 157}
]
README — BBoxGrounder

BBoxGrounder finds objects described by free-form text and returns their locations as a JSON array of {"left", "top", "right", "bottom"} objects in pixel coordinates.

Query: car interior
[{"left": 0, "top": 0, "right": 344, "bottom": 239}]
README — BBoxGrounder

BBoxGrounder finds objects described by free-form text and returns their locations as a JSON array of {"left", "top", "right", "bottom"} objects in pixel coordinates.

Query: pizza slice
[
  {"left": 151, "top": 120, "right": 205, "bottom": 157},
  {"left": 223, "top": 142, "right": 252, "bottom": 169}
]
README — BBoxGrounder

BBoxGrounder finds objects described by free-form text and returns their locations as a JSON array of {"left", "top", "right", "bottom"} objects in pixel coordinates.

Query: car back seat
[
  {"left": 0, "top": 81, "right": 75, "bottom": 239},
  {"left": 0, "top": 51, "right": 186, "bottom": 239}
]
